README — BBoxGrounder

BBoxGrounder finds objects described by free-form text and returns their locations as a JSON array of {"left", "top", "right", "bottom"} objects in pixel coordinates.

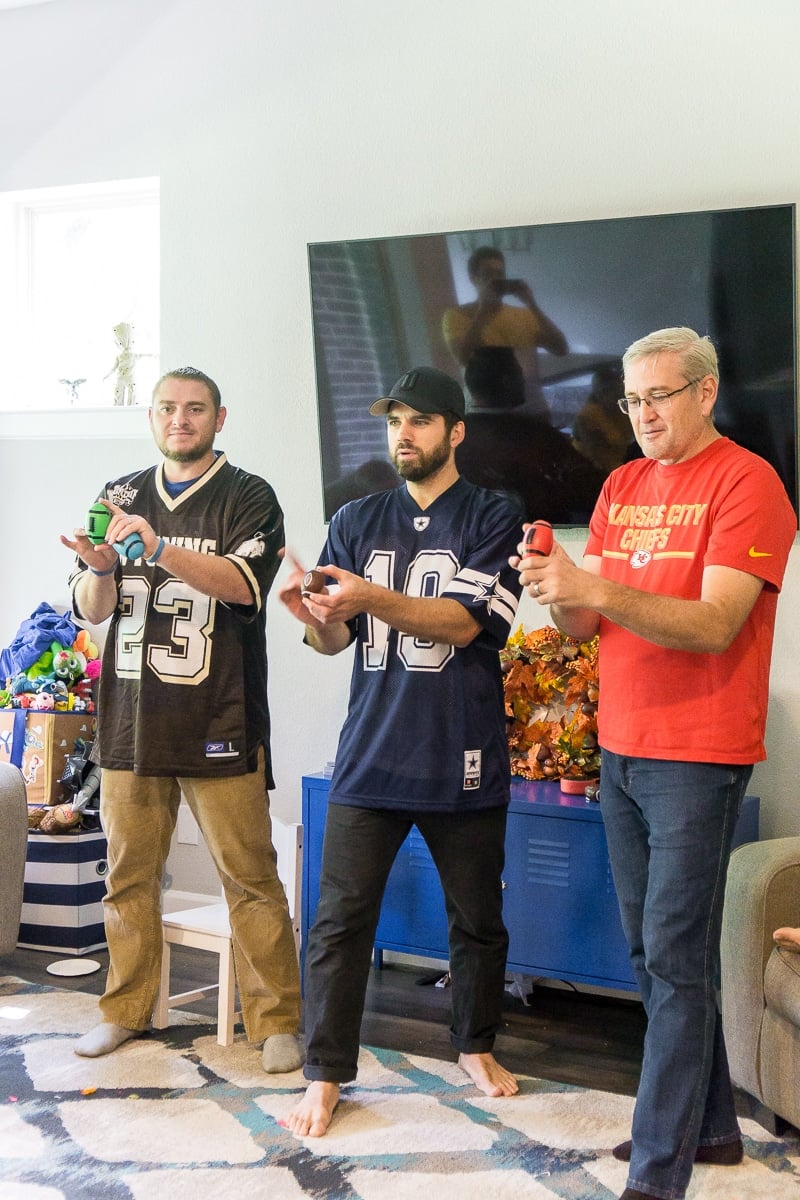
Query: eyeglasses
[{"left": 617, "top": 380, "right": 698, "bottom": 415}]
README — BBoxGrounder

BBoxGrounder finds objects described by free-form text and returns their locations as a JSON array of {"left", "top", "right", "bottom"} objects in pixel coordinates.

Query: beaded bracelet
[{"left": 147, "top": 537, "right": 166, "bottom": 565}]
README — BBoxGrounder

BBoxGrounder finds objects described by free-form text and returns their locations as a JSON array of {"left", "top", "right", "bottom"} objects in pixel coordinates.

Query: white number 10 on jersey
[{"left": 362, "top": 549, "right": 458, "bottom": 673}]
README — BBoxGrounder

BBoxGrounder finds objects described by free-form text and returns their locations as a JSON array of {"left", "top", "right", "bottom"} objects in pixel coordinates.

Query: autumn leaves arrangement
[{"left": 502, "top": 626, "right": 601, "bottom": 782}]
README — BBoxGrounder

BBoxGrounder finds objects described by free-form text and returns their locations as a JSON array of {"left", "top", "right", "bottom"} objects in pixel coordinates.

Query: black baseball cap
[{"left": 369, "top": 367, "right": 466, "bottom": 419}]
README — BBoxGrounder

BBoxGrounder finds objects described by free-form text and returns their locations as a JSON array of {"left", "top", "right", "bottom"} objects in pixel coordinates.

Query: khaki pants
[{"left": 98, "top": 753, "right": 300, "bottom": 1042}]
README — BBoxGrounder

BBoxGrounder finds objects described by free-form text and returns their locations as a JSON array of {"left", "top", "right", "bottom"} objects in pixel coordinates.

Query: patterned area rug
[{"left": 1, "top": 976, "right": 799, "bottom": 1200}]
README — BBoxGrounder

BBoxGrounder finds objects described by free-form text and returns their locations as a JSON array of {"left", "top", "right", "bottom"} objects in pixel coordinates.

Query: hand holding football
[{"left": 302, "top": 569, "right": 327, "bottom": 595}]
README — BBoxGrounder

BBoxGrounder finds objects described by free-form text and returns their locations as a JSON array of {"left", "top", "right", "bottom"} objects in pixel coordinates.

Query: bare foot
[
  {"left": 458, "top": 1051, "right": 519, "bottom": 1096},
  {"left": 774, "top": 926, "right": 800, "bottom": 952},
  {"left": 282, "top": 1081, "right": 340, "bottom": 1137}
]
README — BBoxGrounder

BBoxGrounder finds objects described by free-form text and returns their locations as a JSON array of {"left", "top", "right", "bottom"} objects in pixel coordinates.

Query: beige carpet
[{"left": 1, "top": 975, "right": 798, "bottom": 1199}]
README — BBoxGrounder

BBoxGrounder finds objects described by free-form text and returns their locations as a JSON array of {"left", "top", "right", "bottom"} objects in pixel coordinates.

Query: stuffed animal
[
  {"left": 25, "top": 640, "right": 61, "bottom": 683},
  {"left": 9, "top": 673, "right": 36, "bottom": 696},
  {"left": 52, "top": 649, "right": 87, "bottom": 684},
  {"left": 1, "top": 623, "right": 99, "bottom": 711},
  {"left": 36, "top": 679, "right": 68, "bottom": 699},
  {"left": 73, "top": 630, "right": 99, "bottom": 666}
]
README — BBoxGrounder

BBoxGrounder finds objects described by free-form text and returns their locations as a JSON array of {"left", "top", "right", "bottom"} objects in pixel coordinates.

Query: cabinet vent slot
[
  {"left": 606, "top": 861, "right": 617, "bottom": 896},
  {"left": 526, "top": 837, "right": 570, "bottom": 887},
  {"left": 408, "top": 831, "right": 438, "bottom": 871}
]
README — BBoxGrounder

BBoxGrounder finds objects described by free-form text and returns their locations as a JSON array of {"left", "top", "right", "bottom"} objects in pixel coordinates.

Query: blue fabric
[
  {"left": 599, "top": 750, "right": 751, "bottom": 1199},
  {"left": 0, "top": 603, "right": 79, "bottom": 680},
  {"left": 9, "top": 709, "right": 27, "bottom": 766}
]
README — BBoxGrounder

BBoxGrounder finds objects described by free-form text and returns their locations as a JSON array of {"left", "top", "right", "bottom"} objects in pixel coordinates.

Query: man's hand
[
  {"left": 513, "top": 532, "right": 593, "bottom": 610},
  {"left": 299, "top": 564, "right": 366, "bottom": 625},
  {"left": 510, "top": 530, "right": 601, "bottom": 642},
  {"left": 100, "top": 500, "right": 160, "bottom": 561},
  {"left": 279, "top": 555, "right": 370, "bottom": 626},
  {"left": 60, "top": 529, "right": 118, "bottom": 575},
  {"left": 278, "top": 552, "right": 353, "bottom": 656},
  {"left": 278, "top": 551, "right": 316, "bottom": 623},
  {"left": 63, "top": 498, "right": 160, "bottom": 566}
]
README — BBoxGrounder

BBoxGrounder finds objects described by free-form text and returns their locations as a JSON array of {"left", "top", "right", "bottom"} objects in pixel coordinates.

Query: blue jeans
[
  {"left": 302, "top": 802, "right": 509, "bottom": 1083},
  {"left": 599, "top": 751, "right": 751, "bottom": 1200}
]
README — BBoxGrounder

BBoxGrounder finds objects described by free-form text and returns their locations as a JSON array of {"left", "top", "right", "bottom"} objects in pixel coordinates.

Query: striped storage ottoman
[{"left": 18, "top": 829, "right": 108, "bottom": 954}]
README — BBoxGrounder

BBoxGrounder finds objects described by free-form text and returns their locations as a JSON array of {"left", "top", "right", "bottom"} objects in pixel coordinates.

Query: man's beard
[
  {"left": 164, "top": 448, "right": 208, "bottom": 463},
  {"left": 156, "top": 434, "right": 215, "bottom": 464},
  {"left": 392, "top": 435, "right": 451, "bottom": 482}
]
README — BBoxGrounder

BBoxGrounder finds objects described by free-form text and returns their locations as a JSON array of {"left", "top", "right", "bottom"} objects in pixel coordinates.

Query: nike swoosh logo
[{"left": 748, "top": 547, "right": 772, "bottom": 558}]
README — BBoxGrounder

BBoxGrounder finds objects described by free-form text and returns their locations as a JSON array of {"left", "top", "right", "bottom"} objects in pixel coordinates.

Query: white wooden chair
[{"left": 153, "top": 818, "right": 303, "bottom": 1045}]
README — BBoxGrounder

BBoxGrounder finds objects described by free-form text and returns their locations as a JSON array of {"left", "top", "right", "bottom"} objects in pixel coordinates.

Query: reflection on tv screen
[{"left": 308, "top": 204, "right": 797, "bottom": 526}]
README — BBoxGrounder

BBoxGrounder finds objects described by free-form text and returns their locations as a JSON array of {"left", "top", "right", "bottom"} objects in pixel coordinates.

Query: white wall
[{"left": 1, "top": 0, "right": 799, "bottom": 892}]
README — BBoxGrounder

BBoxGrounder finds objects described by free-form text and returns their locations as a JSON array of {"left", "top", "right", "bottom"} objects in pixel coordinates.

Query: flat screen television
[{"left": 308, "top": 203, "right": 797, "bottom": 526}]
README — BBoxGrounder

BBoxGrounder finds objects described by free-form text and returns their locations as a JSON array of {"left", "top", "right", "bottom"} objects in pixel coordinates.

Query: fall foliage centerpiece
[{"left": 501, "top": 625, "right": 600, "bottom": 784}]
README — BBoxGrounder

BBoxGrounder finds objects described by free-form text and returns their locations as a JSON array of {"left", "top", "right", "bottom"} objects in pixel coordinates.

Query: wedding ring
[{"left": 533, "top": 582, "right": 541, "bottom": 597}]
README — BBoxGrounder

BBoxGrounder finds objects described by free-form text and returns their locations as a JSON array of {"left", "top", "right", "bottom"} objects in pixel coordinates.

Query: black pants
[{"left": 302, "top": 802, "right": 509, "bottom": 1083}]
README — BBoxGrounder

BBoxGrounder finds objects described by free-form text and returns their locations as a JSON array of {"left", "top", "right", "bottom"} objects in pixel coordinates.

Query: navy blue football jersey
[
  {"left": 70, "top": 453, "right": 283, "bottom": 782},
  {"left": 321, "top": 478, "right": 522, "bottom": 812}
]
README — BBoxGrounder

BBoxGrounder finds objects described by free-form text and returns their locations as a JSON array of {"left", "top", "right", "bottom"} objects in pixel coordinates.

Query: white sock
[{"left": 74, "top": 1023, "right": 139, "bottom": 1057}]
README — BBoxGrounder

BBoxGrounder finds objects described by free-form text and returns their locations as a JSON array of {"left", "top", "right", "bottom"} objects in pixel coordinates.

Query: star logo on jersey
[
  {"left": 748, "top": 546, "right": 772, "bottom": 558},
  {"left": 463, "top": 749, "right": 481, "bottom": 789},
  {"left": 472, "top": 572, "right": 503, "bottom": 610},
  {"left": 108, "top": 482, "right": 139, "bottom": 507},
  {"left": 448, "top": 568, "right": 518, "bottom": 627},
  {"left": 414, "top": 517, "right": 430, "bottom": 531},
  {"left": 630, "top": 551, "right": 651, "bottom": 569}
]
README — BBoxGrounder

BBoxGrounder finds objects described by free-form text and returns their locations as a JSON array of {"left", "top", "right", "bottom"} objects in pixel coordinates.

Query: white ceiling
[{"left": 0, "top": 1, "right": 58, "bottom": 9}]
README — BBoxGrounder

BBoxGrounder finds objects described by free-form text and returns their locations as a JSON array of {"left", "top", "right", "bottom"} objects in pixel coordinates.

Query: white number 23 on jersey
[{"left": 116, "top": 577, "right": 214, "bottom": 685}]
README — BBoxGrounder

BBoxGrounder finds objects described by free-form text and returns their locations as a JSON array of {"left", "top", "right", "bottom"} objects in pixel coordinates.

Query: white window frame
[{"left": 0, "top": 176, "right": 159, "bottom": 440}]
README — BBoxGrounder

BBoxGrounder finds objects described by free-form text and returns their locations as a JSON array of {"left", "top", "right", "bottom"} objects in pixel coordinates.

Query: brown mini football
[{"left": 302, "top": 569, "right": 326, "bottom": 594}]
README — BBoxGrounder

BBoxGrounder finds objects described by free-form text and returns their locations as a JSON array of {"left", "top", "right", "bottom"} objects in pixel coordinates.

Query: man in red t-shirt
[{"left": 514, "top": 327, "right": 796, "bottom": 1200}]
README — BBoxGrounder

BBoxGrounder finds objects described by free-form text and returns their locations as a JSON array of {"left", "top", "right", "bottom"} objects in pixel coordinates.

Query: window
[{"left": 0, "top": 177, "right": 159, "bottom": 415}]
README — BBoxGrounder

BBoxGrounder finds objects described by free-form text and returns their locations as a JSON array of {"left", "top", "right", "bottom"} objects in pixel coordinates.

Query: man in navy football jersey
[
  {"left": 279, "top": 366, "right": 523, "bottom": 1137},
  {"left": 61, "top": 367, "right": 302, "bottom": 1073}
]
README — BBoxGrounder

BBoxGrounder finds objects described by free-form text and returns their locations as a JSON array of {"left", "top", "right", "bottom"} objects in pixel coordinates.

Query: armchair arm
[
  {"left": 721, "top": 837, "right": 800, "bottom": 1099},
  {"left": 0, "top": 763, "right": 27, "bottom": 956}
]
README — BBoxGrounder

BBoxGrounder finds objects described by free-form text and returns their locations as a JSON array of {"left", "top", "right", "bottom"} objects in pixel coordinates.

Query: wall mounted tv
[{"left": 308, "top": 203, "right": 797, "bottom": 526}]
